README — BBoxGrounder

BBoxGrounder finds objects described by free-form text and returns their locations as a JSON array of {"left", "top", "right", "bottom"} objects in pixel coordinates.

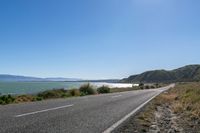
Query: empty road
[{"left": 0, "top": 84, "right": 174, "bottom": 133}]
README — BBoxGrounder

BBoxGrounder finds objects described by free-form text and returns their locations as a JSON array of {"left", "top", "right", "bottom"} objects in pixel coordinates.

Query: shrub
[
  {"left": 35, "top": 96, "right": 43, "bottom": 101},
  {"left": 80, "top": 92, "right": 86, "bottom": 96},
  {"left": 69, "top": 89, "right": 80, "bottom": 96},
  {"left": 140, "top": 86, "right": 144, "bottom": 89},
  {"left": 97, "top": 86, "right": 111, "bottom": 94},
  {"left": 0, "top": 95, "right": 15, "bottom": 105},
  {"left": 155, "top": 83, "right": 159, "bottom": 88},
  {"left": 15, "top": 95, "right": 35, "bottom": 103},
  {"left": 139, "top": 83, "right": 144, "bottom": 87},
  {"left": 150, "top": 85, "right": 155, "bottom": 89},
  {"left": 145, "top": 85, "right": 150, "bottom": 89},
  {"left": 37, "top": 89, "right": 68, "bottom": 99},
  {"left": 61, "top": 93, "right": 69, "bottom": 98},
  {"left": 79, "top": 83, "right": 96, "bottom": 95},
  {"left": 0, "top": 99, "right": 4, "bottom": 104}
]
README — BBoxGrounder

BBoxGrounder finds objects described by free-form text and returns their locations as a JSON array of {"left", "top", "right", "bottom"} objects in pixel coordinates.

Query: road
[{"left": 0, "top": 84, "right": 174, "bottom": 133}]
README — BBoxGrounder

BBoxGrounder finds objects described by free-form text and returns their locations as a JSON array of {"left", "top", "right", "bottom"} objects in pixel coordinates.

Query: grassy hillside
[{"left": 121, "top": 65, "right": 200, "bottom": 83}]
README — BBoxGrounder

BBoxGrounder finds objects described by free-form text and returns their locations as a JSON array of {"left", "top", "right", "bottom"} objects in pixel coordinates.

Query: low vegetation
[
  {"left": 117, "top": 82, "right": 200, "bottom": 133},
  {"left": 0, "top": 83, "right": 166, "bottom": 105},
  {"left": 37, "top": 89, "right": 68, "bottom": 99},
  {"left": 0, "top": 94, "right": 15, "bottom": 105},
  {"left": 15, "top": 95, "right": 36, "bottom": 103},
  {"left": 79, "top": 83, "right": 96, "bottom": 95},
  {"left": 110, "top": 87, "right": 140, "bottom": 93},
  {"left": 170, "top": 82, "right": 200, "bottom": 118},
  {"left": 97, "top": 86, "right": 110, "bottom": 94},
  {"left": 139, "top": 83, "right": 163, "bottom": 90},
  {"left": 69, "top": 89, "right": 81, "bottom": 96}
]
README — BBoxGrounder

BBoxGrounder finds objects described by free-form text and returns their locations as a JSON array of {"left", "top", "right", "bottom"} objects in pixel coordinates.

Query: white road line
[
  {"left": 15, "top": 104, "right": 74, "bottom": 118},
  {"left": 111, "top": 95, "right": 122, "bottom": 98},
  {"left": 103, "top": 92, "right": 164, "bottom": 133}
]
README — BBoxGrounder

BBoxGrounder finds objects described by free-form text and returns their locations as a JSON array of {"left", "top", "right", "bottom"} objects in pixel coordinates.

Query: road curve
[{"left": 0, "top": 84, "right": 174, "bottom": 133}]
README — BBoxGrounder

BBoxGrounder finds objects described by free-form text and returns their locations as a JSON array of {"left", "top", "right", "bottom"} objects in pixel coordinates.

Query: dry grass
[
  {"left": 137, "top": 104, "right": 155, "bottom": 127},
  {"left": 149, "top": 82, "right": 200, "bottom": 118},
  {"left": 170, "top": 82, "right": 200, "bottom": 118},
  {"left": 69, "top": 89, "right": 81, "bottom": 96},
  {"left": 155, "top": 93, "right": 178, "bottom": 106},
  {"left": 15, "top": 95, "right": 36, "bottom": 103},
  {"left": 116, "top": 82, "right": 200, "bottom": 133},
  {"left": 132, "top": 82, "right": 200, "bottom": 129}
]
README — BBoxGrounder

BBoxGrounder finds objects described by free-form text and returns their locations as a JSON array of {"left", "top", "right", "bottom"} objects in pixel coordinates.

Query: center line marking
[
  {"left": 15, "top": 104, "right": 74, "bottom": 118},
  {"left": 111, "top": 95, "right": 122, "bottom": 98}
]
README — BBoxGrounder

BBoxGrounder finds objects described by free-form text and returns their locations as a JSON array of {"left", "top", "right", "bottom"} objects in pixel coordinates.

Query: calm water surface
[
  {"left": 0, "top": 82, "right": 86, "bottom": 95},
  {"left": 0, "top": 82, "right": 133, "bottom": 95}
]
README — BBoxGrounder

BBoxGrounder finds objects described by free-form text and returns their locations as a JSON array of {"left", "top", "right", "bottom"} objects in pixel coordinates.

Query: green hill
[{"left": 121, "top": 65, "right": 200, "bottom": 83}]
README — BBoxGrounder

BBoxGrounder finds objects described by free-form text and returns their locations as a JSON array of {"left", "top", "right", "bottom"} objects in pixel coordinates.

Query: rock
[
  {"left": 150, "top": 125, "right": 158, "bottom": 130},
  {"left": 167, "top": 129, "right": 176, "bottom": 133},
  {"left": 152, "top": 122, "right": 157, "bottom": 125},
  {"left": 149, "top": 125, "right": 160, "bottom": 133},
  {"left": 149, "top": 129, "right": 160, "bottom": 133}
]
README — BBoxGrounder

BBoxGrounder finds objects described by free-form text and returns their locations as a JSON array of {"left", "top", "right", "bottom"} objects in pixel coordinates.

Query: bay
[{"left": 0, "top": 81, "right": 86, "bottom": 95}]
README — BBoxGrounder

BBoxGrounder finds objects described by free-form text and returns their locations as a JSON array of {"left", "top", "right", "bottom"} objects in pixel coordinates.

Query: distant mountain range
[
  {"left": 1, "top": 64, "right": 200, "bottom": 83},
  {"left": 0, "top": 75, "right": 82, "bottom": 82},
  {"left": 0, "top": 75, "right": 118, "bottom": 82},
  {"left": 45, "top": 78, "right": 82, "bottom": 82},
  {"left": 121, "top": 65, "right": 200, "bottom": 83}
]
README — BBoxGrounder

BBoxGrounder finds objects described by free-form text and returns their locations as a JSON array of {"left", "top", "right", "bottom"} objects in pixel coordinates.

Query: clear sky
[{"left": 0, "top": 0, "right": 200, "bottom": 79}]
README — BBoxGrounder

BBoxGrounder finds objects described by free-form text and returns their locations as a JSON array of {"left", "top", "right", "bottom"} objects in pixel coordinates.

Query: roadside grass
[
  {"left": 151, "top": 82, "right": 200, "bottom": 119},
  {"left": 37, "top": 89, "right": 69, "bottom": 99},
  {"left": 0, "top": 83, "right": 168, "bottom": 105},
  {"left": 137, "top": 83, "right": 167, "bottom": 90},
  {"left": 0, "top": 94, "right": 15, "bottom": 105},
  {"left": 122, "top": 82, "right": 200, "bottom": 132},
  {"left": 170, "top": 82, "right": 200, "bottom": 118},
  {"left": 110, "top": 87, "right": 140, "bottom": 93},
  {"left": 69, "top": 89, "right": 81, "bottom": 96},
  {"left": 15, "top": 95, "right": 36, "bottom": 103},
  {"left": 97, "top": 86, "right": 111, "bottom": 94}
]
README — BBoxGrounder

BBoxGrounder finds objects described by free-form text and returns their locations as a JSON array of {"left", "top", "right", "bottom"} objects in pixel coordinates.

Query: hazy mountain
[
  {"left": 0, "top": 75, "right": 81, "bottom": 82},
  {"left": 45, "top": 78, "right": 82, "bottom": 82},
  {"left": 2, "top": 64, "right": 200, "bottom": 83},
  {"left": 0, "top": 75, "right": 45, "bottom": 82},
  {"left": 121, "top": 65, "right": 200, "bottom": 83},
  {"left": 0, "top": 74, "right": 116, "bottom": 82}
]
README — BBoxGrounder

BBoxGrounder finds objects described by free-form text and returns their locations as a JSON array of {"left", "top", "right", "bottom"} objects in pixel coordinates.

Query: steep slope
[{"left": 172, "top": 65, "right": 200, "bottom": 81}]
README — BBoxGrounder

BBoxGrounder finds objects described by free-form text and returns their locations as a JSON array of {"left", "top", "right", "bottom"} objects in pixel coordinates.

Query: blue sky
[{"left": 0, "top": 0, "right": 200, "bottom": 79}]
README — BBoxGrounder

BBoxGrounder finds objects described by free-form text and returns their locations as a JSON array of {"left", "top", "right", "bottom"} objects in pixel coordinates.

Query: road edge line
[{"left": 102, "top": 91, "right": 164, "bottom": 133}]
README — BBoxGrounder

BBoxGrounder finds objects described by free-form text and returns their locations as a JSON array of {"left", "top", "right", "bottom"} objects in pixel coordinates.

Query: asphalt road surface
[{"left": 0, "top": 84, "right": 174, "bottom": 133}]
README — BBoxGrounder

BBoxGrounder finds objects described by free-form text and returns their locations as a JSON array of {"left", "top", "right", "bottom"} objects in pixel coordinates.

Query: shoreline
[
  {"left": 1, "top": 83, "right": 145, "bottom": 105},
  {"left": 0, "top": 81, "right": 134, "bottom": 95}
]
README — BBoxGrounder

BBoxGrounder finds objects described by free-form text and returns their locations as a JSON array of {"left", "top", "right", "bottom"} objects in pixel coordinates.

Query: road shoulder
[{"left": 113, "top": 82, "right": 200, "bottom": 133}]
